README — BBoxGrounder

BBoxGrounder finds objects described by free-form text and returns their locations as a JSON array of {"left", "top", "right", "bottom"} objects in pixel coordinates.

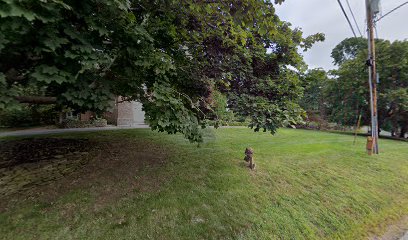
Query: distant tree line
[{"left": 301, "top": 37, "right": 408, "bottom": 138}]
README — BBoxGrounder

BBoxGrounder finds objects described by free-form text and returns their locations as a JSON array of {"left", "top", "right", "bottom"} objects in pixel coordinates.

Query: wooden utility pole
[{"left": 365, "top": 0, "right": 379, "bottom": 154}]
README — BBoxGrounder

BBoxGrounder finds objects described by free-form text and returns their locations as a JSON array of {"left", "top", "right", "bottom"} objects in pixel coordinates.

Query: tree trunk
[{"left": 400, "top": 126, "right": 407, "bottom": 138}]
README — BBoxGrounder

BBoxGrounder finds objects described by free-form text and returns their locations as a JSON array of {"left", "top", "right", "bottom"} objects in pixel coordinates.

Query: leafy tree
[
  {"left": 381, "top": 88, "right": 408, "bottom": 137},
  {"left": 301, "top": 68, "right": 328, "bottom": 116},
  {"left": 377, "top": 40, "right": 408, "bottom": 137},
  {"left": 0, "top": 104, "right": 56, "bottom": 127},
  {"left": 0, "top": 0, "right": 324, "bottom": 142},
  {"left": 331, "top": 37, "right": 366, "bottom": 66},
  {"left": 325, "top": 56, "right": 370, "bottom": 126},
  {"left": 327, "top": 37, "right": 408, "bottom": 137}
]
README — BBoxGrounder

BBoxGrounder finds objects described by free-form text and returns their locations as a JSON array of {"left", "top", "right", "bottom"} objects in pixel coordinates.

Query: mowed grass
[{"left": 0, "top": 128, "right": 407, "bottom": 239}]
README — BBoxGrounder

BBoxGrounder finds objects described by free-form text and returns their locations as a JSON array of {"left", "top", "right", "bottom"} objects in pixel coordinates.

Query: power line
[
  {"left": 336, "top": 0, "right": 357, "bottom": 38},
  {"left": 375, "top": 1, "right": 408, "bottom": 22},
  {"left": 345, "top": 0, "right": 363, "bottom": 37}
]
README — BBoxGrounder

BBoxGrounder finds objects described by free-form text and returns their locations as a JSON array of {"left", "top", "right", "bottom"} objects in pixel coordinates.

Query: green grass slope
[{"left": 0, "top": 128, "right": 407, "bottom": 239}]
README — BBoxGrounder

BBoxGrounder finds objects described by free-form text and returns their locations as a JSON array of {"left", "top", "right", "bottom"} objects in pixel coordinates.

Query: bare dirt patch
[
  {"left": 370, "top": 216, "right": 408, "bottom": 240},
  {"left": 0, "top": 136, "right": 172, "bottom": 212},
  {"left": 0, "top": 138, "right": 91, "bottom": 198},
  {"left": 0, "top": 138, "right": 89, "bottom": 168}
]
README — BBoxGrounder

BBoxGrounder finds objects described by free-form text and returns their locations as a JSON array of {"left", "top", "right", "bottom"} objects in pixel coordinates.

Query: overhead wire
[
  {"left": 375, "top": 1, "right": 408, "bottom": 22},
  {"left": 336, "top": 0, "right": 358, "bottom": 38},
  {"left": 345, "top": 0, "right": 363, "bottom": 37}
]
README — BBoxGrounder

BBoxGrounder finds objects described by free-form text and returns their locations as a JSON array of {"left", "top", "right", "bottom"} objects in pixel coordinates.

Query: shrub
[
  {"left": 207, "top": 119, "right": 250, "bottom": 127},
  {"left": 59, "top": 119, "right": 91, "bottom": 128},
  {"left": 297, "top": 120, "right": 355, "bottom": 132},
  {"left": 0, "top": 105, "right": 57, "bottom": 127},
  {"left": 59, "top": 118, "right": 108, "bottom": 128},
  {"left": 93, "top": 118, "right": 107, "bottom": 127}
]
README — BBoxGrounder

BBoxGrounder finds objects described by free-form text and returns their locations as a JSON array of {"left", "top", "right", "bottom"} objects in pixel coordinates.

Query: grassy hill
[{"left": 1, "top": 128, "right": 407, "bottom": 239}]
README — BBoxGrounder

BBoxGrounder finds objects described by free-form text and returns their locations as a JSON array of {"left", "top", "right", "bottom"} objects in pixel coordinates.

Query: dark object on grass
[{"left": 244, "top": 147, "right": 255, "bottom": 170}]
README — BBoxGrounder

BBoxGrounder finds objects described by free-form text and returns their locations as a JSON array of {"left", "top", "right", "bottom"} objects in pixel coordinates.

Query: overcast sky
[{"left": 275, "top": 0, "right": 408, "bottom": 70}]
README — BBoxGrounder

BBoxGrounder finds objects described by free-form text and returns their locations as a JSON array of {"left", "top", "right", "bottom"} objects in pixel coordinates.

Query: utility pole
[{"left": 365, "top": 0, "right": 379, "bottom": 154}]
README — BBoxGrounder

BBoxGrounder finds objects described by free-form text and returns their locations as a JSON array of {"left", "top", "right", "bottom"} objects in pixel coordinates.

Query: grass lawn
[{"left": 0, "top": 128, "right": 407, "bottom": 239}]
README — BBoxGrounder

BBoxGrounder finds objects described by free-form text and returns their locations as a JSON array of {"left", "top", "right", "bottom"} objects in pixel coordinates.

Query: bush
[
  {"left": 297, "top": 120, "right": 354, "bottom": 132},
  {"left": 59, "top": 119, "right": 91, "bottom": 128},
  {"left": 0, "top": 105, "right": 57, "bottom": 127},
  {"left": 59, "top": 118, "right": 108, "bottom": 128},
  {"left": 207, "top": 119, "right": 250, "bottom": 127},
  {"left": 93, "top": 118, "right": 107, "bottom": 127}
]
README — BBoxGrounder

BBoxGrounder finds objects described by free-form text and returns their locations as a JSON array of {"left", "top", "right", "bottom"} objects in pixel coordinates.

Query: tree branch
[{"left": 15, "top": 96, "right": 57, "bottom": 104}]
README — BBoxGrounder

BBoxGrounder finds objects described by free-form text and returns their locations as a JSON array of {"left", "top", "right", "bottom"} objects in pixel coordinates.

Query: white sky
[{"left": 275, "top": 0, "right": 408, "bottom": 70}]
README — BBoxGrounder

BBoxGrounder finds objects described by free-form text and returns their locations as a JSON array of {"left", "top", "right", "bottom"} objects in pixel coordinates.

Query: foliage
[
  {"left": 380, "top": 87, "right": 408, "bottom": 137},
  {"left": 0, "top": 0, "right": 324, "bottom": 142},
  {"left": 300, "top": 68, "right": 329, "bottom": 115},
  {"left": 376, "top": 40, "right": 408, "bottom": 137},
  {"left": 297, "top": 120, "right": 353, "bottom": 132},
  {"left": 59, "top": 119, "right": 90, "bottom": 129},
  {"left": 324, "top": 38, "right": 408, "bottom": 137},
  {"left": 59, "top": 117, "right": 107, "bottom": 129},
  {"left": 207, "top": 119, "right": 251, "bottom": 127},
  {"left": 327, "top": 37, "right": 373, "bottom": 127},
  {"left": 325, "top": 59, "right": 369, "bottom": 126},
  {"left": 331, "top": 37, "right": 366, "bottom": 66},
  {"left": 92, "top": 118, "right": 108, "bottom": 127},
  {"left": 209, "top": 90, "right": 236, "bottom": 123},
  {"left": 0, "top": 104, "right": 56, "bottom": 127}
]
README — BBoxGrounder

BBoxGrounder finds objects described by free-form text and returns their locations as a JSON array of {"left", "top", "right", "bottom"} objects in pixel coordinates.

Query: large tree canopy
[
  {"left": 0, "top": 0, "right": 324, "bottom": 142},
  {"left": 325, "top": 37, "right": 408, "bottom": 137},
  {"left": 331, "top": 37, "right": 366, "bottom": 66},
  {"left": 301, "top": 68, "right": 328, "bottom": 116}
]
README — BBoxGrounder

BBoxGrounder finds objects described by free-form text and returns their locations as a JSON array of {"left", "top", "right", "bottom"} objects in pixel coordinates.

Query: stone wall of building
[
  {"left": 75, "top": 97, "right": 145, "bottom": 126},
  {"left": 116, "top": 97, "right": 145, "bottom": 126}
]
